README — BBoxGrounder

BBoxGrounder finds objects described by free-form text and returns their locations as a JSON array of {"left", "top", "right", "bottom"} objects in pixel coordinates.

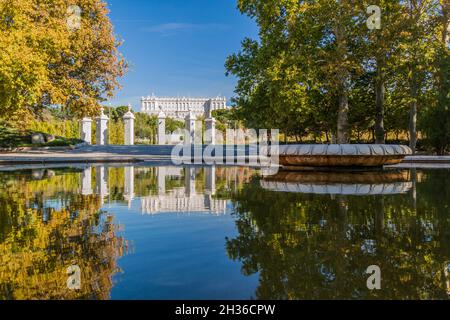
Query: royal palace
[{"left": 141, "top": 94, "right": 228, "bottom": 120}]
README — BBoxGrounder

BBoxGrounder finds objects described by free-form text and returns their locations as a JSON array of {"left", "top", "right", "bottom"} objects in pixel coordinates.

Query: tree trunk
[
  {"left": 375, "top": 57, "right": 386, "bottom": 144},
  {"left": 409, "top": 99, "right": 418, "bottom": 153},
  {"left": 337, "top": 91, "right": 350, "bottom": 144},
  {"left": 334, "top": 21, "right": 350, "bottom": 144},
  {"left": 409, "top": 70, "right": 418, "bottom": 154}
]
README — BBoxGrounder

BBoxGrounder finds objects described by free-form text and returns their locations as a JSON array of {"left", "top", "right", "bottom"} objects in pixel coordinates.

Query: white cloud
[{"left": 141, "top": 22, "right": 229, "bottom": 36}]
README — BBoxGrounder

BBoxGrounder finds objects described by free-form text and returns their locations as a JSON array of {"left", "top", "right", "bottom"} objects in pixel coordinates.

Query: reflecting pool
[{"left": 0, "top": 164, "right": 449, "bottom": 300}]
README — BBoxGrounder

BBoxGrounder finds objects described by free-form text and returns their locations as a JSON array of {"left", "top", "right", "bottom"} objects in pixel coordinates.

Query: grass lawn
[{"left": 0, "top": 125, "right": 83, "bottom": 149}]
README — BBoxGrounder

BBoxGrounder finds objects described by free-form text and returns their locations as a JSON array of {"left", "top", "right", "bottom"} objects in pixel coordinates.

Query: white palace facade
[{"left": 141, "top": 94, "right": 228, "bottom": 120}]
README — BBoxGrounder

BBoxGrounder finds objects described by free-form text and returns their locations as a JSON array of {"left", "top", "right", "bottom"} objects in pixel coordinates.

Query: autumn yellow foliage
[{"left": 0, "top": 0, "right": 127, "bottom": 124}]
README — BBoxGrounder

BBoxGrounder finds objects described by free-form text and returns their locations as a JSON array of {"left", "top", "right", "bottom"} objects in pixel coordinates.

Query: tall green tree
[
  {"left": 397, "top": 0, "right": 440, "bottom": 153},
  {"left": 364, "top": 1, "right": 405, "bottom": 143},
  {"left": 228, "top": 0, "right": 447, "bottom": 150},
  {"left": 226, "top": 0, "right": 366, "bottom": 143},
  {"left": 421, "top": 0, "right": 450, "bottom": 154}
]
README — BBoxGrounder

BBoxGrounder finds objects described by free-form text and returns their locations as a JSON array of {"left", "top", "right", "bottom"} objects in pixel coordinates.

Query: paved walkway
[
  {"left": 0, "top": 146, "right": 175, "bottom": 164},
  {"left": 1, "top": 145, "right": 449, "bottom": 166},
  {"left": 0, "top": 145, "right": 257, "bottom": 166}
]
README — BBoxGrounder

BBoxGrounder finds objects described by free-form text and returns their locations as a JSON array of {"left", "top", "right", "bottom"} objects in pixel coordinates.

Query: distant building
[{"left": 141, "top": 94, "right": 227, "bottom": 120}]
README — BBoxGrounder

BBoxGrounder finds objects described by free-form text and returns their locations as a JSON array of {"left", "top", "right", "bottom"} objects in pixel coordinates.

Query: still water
[{"left": 0, "top": 164, "right": 449, "bottom": 300}]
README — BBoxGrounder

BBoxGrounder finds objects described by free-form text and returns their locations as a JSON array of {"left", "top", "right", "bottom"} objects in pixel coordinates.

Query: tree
[
  {"left": 0, "top": 0, "right": 127, "bottom": 124},
  {"left": 227, "top": 0, "right": 366, "bottom": 143},
  {"left": 364, "top": 1, "right": 405, "bottom": 144},
  {"left": 166, "top": 118, "right": 184, "bottom": 134},
  {"left": 228, "top": 0, "right": 447, "bottom": 150},
  {"left": 325, "top": 1, "right": 366, "bottom": 143},
  {"left": 421, "top": 0, "right": 450, "bottom": 154},
  {"left": 396, "top": 0, "right": 440, "bottom": 153}
]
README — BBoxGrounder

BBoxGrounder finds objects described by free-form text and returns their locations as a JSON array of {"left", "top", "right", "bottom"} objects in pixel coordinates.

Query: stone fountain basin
[{"left": 273, "top": 144, "right": 412, "bottom": 168}]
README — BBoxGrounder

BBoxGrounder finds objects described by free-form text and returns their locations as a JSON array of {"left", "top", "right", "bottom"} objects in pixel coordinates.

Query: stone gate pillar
[
  {"left": 185, "top": 110, "right": 196, "bottom": 145},
  {"left": 205, "top": 117, "right": 216, "bottom": 145},
  {"left": 96, "top": 107, "right": 109, "bottom": 146},
  {"left": 81, "top": 117, "right": 93, "bottom": 144},
  {"left": 158, "top": 111, "right": 166, "bottom": 145},
  {"left": 205, "top": 104, "right": 216, "bottom": 145},
  {"left": 123, "top": 106, "right": 135, "bottom": 146}
]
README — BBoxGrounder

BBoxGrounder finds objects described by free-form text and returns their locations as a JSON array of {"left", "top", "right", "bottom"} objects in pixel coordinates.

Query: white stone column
[
  {"left": 124, "top": 166, "right": 134, "bottom": 207},
  {"left": 158, "top": 111, "right": 166, "bottom": 145},
  {"left": 205, "top": 117, "right": 216, "bottom": 145},
  {"left": 185, "top": 110, "right": 196, "bottom": 145},
  {"left": 81, "top": 118, "right": 93, "bottom": 144},
  {"left": 96, "top": 107, "right": 109, "bottom": 146},
  {"left": 123, "top": 106, "right": 135, "bottom": 146},
  {"left": 81, "top": 167, "right": 93, "bottom": 195}
]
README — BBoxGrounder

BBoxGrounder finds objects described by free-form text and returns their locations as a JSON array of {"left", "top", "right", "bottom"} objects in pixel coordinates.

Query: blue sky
[{"left": 106, "top": 0, "right": 258, "bottom": 110}]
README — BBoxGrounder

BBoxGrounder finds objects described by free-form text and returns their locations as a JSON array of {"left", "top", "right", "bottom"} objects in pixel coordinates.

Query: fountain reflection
[{"left": 261, "top": 170, "right": 413, "bottom": 195}]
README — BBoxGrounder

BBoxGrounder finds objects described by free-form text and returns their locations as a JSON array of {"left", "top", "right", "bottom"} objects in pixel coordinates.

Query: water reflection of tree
[
  {"left": 0, "top": 170, "right": 126, "bottom": 300},
  {"left": 226, "top": 171, "right": 450, "bottom": 300}
]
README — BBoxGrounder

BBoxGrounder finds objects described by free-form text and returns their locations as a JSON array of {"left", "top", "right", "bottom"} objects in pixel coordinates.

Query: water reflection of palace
[
  {"left": 80, "top": 165, "right": 238, "bottom": 215},
  {"left": 141, "top": 167, "right": 228, "bottom": 215}
]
